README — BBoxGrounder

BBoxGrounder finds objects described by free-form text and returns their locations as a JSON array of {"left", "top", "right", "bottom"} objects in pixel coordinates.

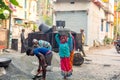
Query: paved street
[
  {"left": 0, "top": 0, "right": 117, "bottom": 80},
  {"left": 0, "top": 45, "right": 120, "bottom": 80}
]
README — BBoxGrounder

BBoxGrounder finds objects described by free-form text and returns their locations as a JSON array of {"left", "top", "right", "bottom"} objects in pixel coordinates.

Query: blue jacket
[{"left": 33, "top": 47, "right": 50, "bottom": 56}]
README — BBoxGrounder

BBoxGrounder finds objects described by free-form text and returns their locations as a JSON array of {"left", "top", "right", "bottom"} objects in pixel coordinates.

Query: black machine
[
  {"left": 38, "top": 23, "right": 50, "bottom": 33},
  {"left": 73, "top": 52, "right": 84, "bottom": 66},
  {"left": 27, "top": 23, "right": 84, "bottom": 67},
  {"left": 56, "top": 20, "right": 65, "bottom": 28},
  {"left": 114, "top": 40, "right": 120, "bottom": 53},
  {"left": 28, "top": 23, "right": 81, "bottom": 52},
  {"left": 28, "top": 23, "right": 58, "bottom": 52}
]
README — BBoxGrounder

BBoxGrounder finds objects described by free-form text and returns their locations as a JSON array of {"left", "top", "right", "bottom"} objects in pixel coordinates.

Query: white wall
[
  {"left": 54, "top": 1, "right": 89, "bottom": 11},
  {"left": 12, "top": 0, "right": 25, "bottom": 19},
  {"left": 109, "top": 0, "right": 114, "bottom": 14},
  {"left": 29, "top": 0, "right": 37, "bottom": 22},
  {"left": 53, "top": 1, "right": 113, "bottom": 46},
  {"left": 87, "top": 2, "right": 106, "bottom": 46}
]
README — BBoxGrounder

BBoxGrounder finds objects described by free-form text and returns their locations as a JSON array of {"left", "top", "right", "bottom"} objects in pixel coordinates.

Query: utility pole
[
  {"left": 8, "top": 13, "right": 12, "bottom": 48},
  {"left": 117, "top": 0, "right": 118, "bottom": 35},
  {"left": 115, "top": 0, "right": 119, "bottom": 40}
]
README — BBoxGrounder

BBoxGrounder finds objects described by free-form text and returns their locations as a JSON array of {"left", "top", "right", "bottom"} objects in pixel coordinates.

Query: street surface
[{"left": 0, "top": 45, "right": 120, "bottom": 80}]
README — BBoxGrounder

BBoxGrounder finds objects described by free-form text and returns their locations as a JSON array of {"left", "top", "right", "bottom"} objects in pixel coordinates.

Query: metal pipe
[
  {"left": 7, "top": 13, "right": 12, "bottom": 48},
  {"left": 115, "top": 0, "right": 119, "bottom": 40}
]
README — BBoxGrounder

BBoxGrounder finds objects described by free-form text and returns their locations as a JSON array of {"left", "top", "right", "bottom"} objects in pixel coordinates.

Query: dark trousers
[
  {"left": 21, "top": 42, "right": 26, "bottom": 53},
  {"left": 45, "top": 52, "right": 53, "bottom": 66},
  {"left": 78, "top": 44, "right": 86, "bottom": 56}
]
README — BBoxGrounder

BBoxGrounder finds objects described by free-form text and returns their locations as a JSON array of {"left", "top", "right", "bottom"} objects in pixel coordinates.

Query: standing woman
[
  {"left": 55, "top": 32, "right": 73, "bottom": 79},
  {"left": 69, "top": 34, "right": 75, "bottom": 70}
]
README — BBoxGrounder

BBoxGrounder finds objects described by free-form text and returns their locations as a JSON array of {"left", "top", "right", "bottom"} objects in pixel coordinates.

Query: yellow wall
[
  {"left": 102, "top": 0, "right": 109, "bottom": 3},
  {"left": 114, "top": 3, "right": 120, "bottom": 26}
]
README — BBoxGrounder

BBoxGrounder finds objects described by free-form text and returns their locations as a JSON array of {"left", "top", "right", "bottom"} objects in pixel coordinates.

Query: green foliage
[
  {"left": 0, "top": 1, "right": 9, "bottom": 18},
  {"left": 114, "top": 25, "right": 120, "bottom": 37},
  {"left": 103, "top": 36, "right": 113, "bottom": 45},
  {"left": 10, "top": 0, "right": 19, "bottom": 6},
  {"left": 0, "top": 0, "right": 11, "bottom": 19},
  {"left": 117, "top": 31, "right": 120, "bottom": 36},
  {"left": 33, "top": 24, "right": 37, "bottom": 31},
  {"left": 23, "top": 24, "right": 29, "bottom": 28},
  {"left": 0, "top": 0, "right": 20, "bottom": 19},
  {"left": 114, "top": 26, "right": 117, "bottom": 35},
  {"left": 116, "top": 2, "right": 120, "bottom": 12},
  {"left": 0, "top": 14, "right": 6, "bottom": 19},
  {"left": 43, "top": 15, "right": 53, "bottom": 26}
]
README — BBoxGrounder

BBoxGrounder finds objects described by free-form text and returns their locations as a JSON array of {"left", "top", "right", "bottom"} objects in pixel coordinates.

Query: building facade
[
  {"left": 114, "top": 0, "right": 120, "bottom": 36},
  {"left": 53, "top": 0, "right": 114, "bottom": 47},
  {"left": 5, "top": 0, "right": 38, "bottom": 48},
  {"left": 37, "top": 0, "right": 53, "bottom": 25}
]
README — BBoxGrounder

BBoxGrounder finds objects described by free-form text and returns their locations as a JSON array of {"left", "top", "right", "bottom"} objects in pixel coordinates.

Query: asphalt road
[{"left": 0, "top": 45, "right": 120, "bottom": 80}]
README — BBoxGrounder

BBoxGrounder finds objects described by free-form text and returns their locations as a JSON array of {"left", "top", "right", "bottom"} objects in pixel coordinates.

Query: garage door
[{"left": 56, "top": 11, "right": 87, "bottom": 33}]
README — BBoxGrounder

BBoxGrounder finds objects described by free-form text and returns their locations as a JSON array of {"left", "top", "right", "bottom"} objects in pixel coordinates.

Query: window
[
  {"left": 25, "top": 11, "right": 27, "bottom": 19},
  {"left": 24, "top": 0, "right": 27, "bottom": 19},
  {"left": 15, "top": 18, "right": 22, "bottom": 24},
  {"left": 24, "top": 0, "right": 27, "bottom": 8},
  {"left": 106, "top": 22, "right": 109, "bottom": 32},
  {"left": 101, "top": 19, "right": 103, "bottom": 31}
]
